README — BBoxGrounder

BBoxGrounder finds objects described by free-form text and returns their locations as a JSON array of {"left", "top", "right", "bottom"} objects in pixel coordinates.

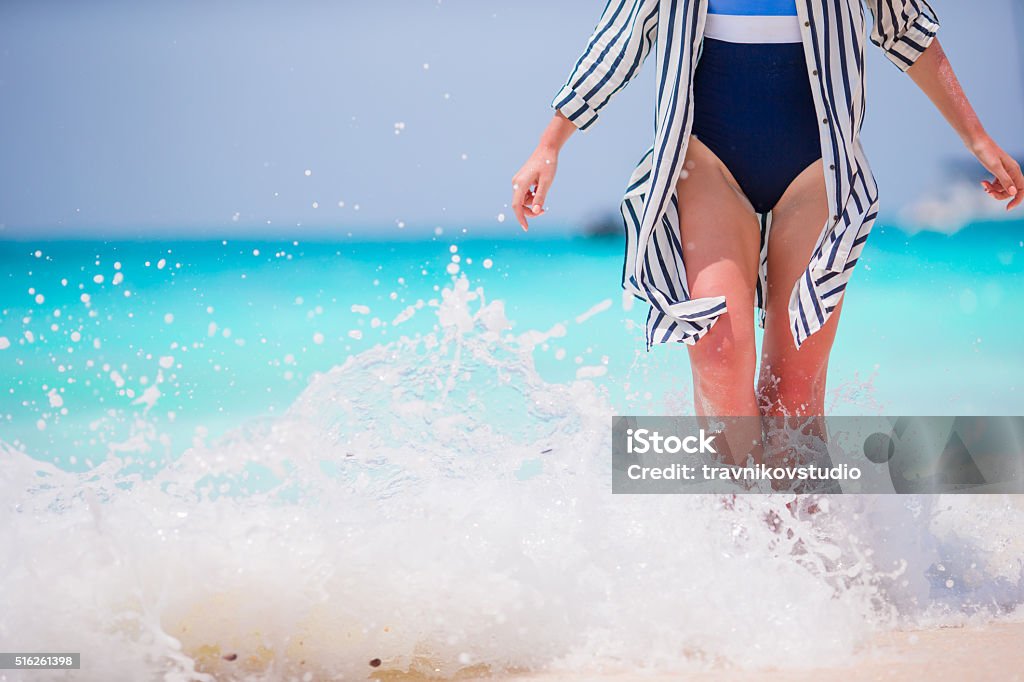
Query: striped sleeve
[
  {"left": 865, "top": 0, "right": 940, "bottom": 72},
  {"left": 550, "top": 0, "right": 660, "bottom": 131}
]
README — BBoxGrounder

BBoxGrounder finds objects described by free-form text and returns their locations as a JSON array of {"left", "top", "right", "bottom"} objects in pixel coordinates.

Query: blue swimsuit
[{"left": 691, "top": 0, "right": 822, "bottom": 214}]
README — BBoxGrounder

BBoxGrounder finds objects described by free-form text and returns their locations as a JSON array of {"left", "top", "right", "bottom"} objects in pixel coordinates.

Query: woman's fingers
[
  {"left": 986, "top": 157, "right": 1017, "bottom": 199},
  {"left": 511, "top": 153, "right": 558, "bottom": 230},
  {"left": 1004, "top": 155, "right": 1024, "bottom": 210},
  {"left": 528, "top": 188, "right": 545, "bottom": 216},
  {"left": 517, "top": 182, "right": 547, "bottom": 225},
  {"left": 511, "top": 173, "right": 534, "bottom": 230},
  {"left": 532, "top": 172, "right": 553, "bottom": 216},
  {"left": 980, "top": 153, "right": 1024, "bottom": 208},
  {"left": 982, "top": 180, "right": 1010, "bottom": 199},
  {"left": 523, "top": 189, "right": 540, "bottom": 217}
]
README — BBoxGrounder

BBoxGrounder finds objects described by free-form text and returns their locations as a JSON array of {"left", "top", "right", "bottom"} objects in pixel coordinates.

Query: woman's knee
[{"left": 688, "top": 318, "right": 757, "bottom": 386}]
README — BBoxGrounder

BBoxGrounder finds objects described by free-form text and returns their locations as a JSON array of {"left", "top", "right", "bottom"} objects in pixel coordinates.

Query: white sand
[{"left": 487, "top": 620, "right": 1024, "bottom": 682}]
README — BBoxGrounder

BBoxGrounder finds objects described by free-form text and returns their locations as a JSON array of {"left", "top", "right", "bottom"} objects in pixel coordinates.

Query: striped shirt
[{"left": 551, "top": 0, "right": 940, "bottom": 351}]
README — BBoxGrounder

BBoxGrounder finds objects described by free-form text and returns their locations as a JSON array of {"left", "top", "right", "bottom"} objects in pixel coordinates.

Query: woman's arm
[
  {"left": 907, "top": 39, "right": 1023, "bottom": 211},
  {"left": 864, "top": 0, "right": 1021, "bottom": 210},
  {"left": 511, "top": 0, "right": 660, "bottom": 231},
  {"left": 511, "top": 112, "right": 577, "bottom": 231}
]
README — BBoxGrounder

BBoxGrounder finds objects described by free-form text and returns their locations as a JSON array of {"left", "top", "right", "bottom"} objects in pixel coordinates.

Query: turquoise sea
[
  {"left": 3, "top": 221, "right": 1024, "bottom": 680},
  {"left": 2, "top": 220, "right": 1023, "bottom": 468}
]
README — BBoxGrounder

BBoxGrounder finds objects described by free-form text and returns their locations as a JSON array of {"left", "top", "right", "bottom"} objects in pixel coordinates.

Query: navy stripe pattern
[{"left": 551, "top": 0, "right": 939, "bottom": 351}]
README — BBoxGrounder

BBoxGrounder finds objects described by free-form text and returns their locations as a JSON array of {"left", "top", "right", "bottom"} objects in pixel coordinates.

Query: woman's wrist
[
  {"left": 537, "top": 129, "right": 565, "bottom": 155},
  {"left": 535, "top": 140, "right": 561, "bottom": 158},
  {"left": 537, "top": 112, "right": 576, "bottom": 155},
  {"left": 962, "top": 122, "right": 990, "bottom": 153}
]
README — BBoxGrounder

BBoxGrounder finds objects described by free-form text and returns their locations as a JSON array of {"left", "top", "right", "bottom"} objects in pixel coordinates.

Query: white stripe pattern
[
  {"left": 704, "top": 15, "right": 803, "bottom": 43},
  {"left": 551, "top": 0, "right": 939, "bottom": 351}
]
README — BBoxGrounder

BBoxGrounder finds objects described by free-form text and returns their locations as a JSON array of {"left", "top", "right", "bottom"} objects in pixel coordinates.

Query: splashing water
[{"left": 2, "top": 274, "right": 1024, "bottom": 681}]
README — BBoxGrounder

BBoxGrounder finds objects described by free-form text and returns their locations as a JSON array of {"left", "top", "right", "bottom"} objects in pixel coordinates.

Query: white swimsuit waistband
[{"left": 704, "top": 14, "right": 803, "bottom": 44}]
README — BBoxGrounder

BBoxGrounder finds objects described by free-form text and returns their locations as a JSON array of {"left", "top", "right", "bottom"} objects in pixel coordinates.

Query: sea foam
[{"left": 2, "top": 275, "right": 1023, "bottom": 681}]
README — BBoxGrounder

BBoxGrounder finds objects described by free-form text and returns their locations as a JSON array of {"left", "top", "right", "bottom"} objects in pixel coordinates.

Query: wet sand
[{"left": 493, "top": 620, "right": 1024, "bottom": 682}]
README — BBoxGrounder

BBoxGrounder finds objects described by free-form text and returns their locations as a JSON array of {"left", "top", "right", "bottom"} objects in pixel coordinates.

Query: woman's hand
[
  {"left": 510, "top": 112, "right": 577, "bottom": 230},
  {"left": 905, "top": 40, "right": 1022, "bottom": 212},
  {"left": 511, "top": 145, "right": 559, "bottom": 231},
  {"left": 971, "top": 135, "right": 1024, "bottom": 211}
]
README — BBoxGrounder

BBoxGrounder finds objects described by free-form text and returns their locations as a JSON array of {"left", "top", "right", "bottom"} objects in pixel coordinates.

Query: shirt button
[
  {"left": 822, "top": 117, "right": 829, "bottom": 124},
  {"left": 829, "top": 164, "right": 835, "bottom": 170},
  {"left": 833, "top": 215, "right": 839, "bottom": 222},
  {"left": 812, "top": 69, "right": 819, "bottom": 76},
  {"left": 804, "top": 21, "right": 810, "bottom": 27}
]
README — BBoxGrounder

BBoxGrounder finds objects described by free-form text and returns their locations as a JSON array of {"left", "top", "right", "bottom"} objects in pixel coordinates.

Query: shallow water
[
  {"left": 1, "top": 226, "right": 1024, "bottom": 680},
  {"left": 2, "top": 225, "right": 1024, "bottom": 462}
]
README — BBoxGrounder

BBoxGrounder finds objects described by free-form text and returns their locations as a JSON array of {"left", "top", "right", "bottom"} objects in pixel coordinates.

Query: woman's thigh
[
  {"left": 676, "top": 136, "right": 763, "bottom": 371},
  {"left": 760, "top": 159, "right": 842, "bottom": 397}
]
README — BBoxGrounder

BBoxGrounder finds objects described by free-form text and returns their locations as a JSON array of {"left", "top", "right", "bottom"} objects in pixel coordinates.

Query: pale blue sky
[{"left": 0, "top": 0, "right": 1020, "bottom": 238}]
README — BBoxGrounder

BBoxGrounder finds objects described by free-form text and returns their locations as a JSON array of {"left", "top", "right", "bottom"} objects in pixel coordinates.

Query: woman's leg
[
  {"left": 757, "top": 159, "right": 844, "bottom": 489},
  {"left": 677, "top": 136, "right": 764, "bottom": 465},
  {"left": 757, "top": 158, "right": 842, "bottom": 418}
]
